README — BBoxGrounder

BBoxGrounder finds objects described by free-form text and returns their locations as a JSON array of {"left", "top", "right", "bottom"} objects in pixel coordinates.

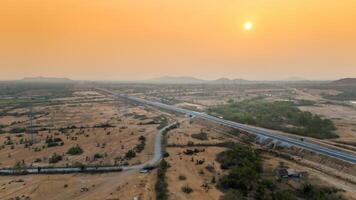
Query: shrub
[
  {"left": 139, "top": 135, "right": 146, "bottom": 141},
  {"left": 4, "top": 139, "right": 13, "bottom": 145},
  {"left": 155, "top": 159, "right": 170, "bottom": 200},
  {"left": 178, "top": 174, "right": 186, "bottom": 180},
  {"left": 181, "top": 185, "right": 193, "bottom": 194},
  {"left": 297, "top": 184, "right": 344, "bottom": 200},
  {"left": 163, "top": 151, "right": 170, "bottom": 158},
  {"left": 94, "top": 123, "right": 114, "bottom": 128},
  {"left": 46, "top": 137, "right": 63, "bottom": 147},
  {"left": 49, "top": 153, "right": 62, "bottom": 163},
  {"left": 220, "top": 190, "right": 245, "bottom": 200},
  {"left": 66, "top": 145, "right": 83, "bottom": 155},
  {"left": 191, "top": 131, "right": 208, "bottom": 140},
  {"left": 10, "top": 127, "right": 26, "bottom": 134},
  {"left": 94, "top": 153, "right": 104, "bottom": 160},
  {"left": 125, "top": 150, "right": 136, "bottom": 159}
]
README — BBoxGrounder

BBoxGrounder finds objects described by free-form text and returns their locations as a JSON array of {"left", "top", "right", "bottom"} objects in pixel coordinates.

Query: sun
[{"left": 244, "top": 22, "right": 253, "bottom": 31}]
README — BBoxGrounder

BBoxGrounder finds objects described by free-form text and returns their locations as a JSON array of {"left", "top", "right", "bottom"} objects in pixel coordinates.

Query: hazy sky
[{"left": 1, "top": 0, "right": 355, "bottom": 80}]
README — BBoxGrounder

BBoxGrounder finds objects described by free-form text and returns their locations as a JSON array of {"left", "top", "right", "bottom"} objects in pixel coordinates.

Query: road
[
  {"left": 0, "top": 123, "right": 177, "bottom": 175},
  {"left": 97, "top": 88, "right": 356, "bottom": 164}
]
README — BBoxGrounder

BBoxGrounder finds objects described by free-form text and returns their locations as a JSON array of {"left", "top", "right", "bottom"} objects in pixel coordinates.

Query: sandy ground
[
  {"left": 0, "top": 125, "right": 156, "bottom": 168},
  {"left": 163, "top": 121, "right": 234, "bottom": 200},
  {"left": 165, "top": 147, "right": 225, "bottom": 200},
  {"left": 0, "top": 89, "right": 164, "bottom": 200},
  {"left": 1, "top": 86, "right": 355, "bottom": 200},
  {"left": 167, "top": 120, "right": 230, "bottom": 146},
  {"left": 0, "top": 116, "right": 28, "bottom": 126},
  {"left": 0, "top": 90, "right": 165, "bottom": 168},
  {"left": 0, "top": 171, "right": 156, "bottom": 200}
]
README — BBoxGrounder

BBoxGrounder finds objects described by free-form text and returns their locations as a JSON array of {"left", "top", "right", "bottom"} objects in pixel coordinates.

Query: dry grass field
[{"left": 0, "top": 171, "right": 156, "bottom": 200}]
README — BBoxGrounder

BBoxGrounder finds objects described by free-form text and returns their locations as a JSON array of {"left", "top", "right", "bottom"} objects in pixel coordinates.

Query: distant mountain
[
  {"left": 146, "top": 76, "right": 253, "bottom": 84},
  {"left": 330, "top": 78, "right": 356, "bottom": 85},
  {"left": 20, "top": 76, "right": 74, "bottom": 83},
  {"left": 208, "top": 78, "right": 250, "bottom": 84},
  {"left": 285, "top": 76, "right": 307, "bottom": 81},
  {"left": 147, "top": 76, "right": 252, "bottom": 84},
  {"left": 147, "top": 76, "right": 205, "bottom": 84}
]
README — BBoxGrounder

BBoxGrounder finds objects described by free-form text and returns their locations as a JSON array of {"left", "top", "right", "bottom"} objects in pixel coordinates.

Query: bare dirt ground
[
  {"left": 167, "top": 120, "right": 230, "bottom": 146},
  {"left": 0, "top": 171, "right": 156, "bottom": 200},
  {"left": 0, "top": 124, "right": 156, "bottom": 167},
  {"left": 1, "top": 85, "right": 355, "bottom": 200},
  {"left": 165, "top": 147, "right": 225, "bottom": 200},
  {"left": 0, "top": 116, "right": 28, "bottom": 126},
  {"left": 0, "top": 88, "right": 166, "bottom": 200},
  {"left": 163, "top": 121, "right": 236, "bottom": 200},
  {"left": 0, "top": 90, "right": 167, "bottom": 168}
]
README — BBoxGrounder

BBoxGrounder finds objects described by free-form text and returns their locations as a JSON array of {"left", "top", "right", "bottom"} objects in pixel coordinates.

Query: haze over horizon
[{"left": 1, "top": 0, "right": 356, "bottom": 81}]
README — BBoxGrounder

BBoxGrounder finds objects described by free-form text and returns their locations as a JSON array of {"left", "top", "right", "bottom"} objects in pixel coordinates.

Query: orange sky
[{"left": 0, "top": 0, "right": 355, "bottom": 80}]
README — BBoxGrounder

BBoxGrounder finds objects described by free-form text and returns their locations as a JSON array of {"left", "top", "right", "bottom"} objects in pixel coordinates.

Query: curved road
[{"left": 0, "top": 123, "right": 177, "bottom": 175}]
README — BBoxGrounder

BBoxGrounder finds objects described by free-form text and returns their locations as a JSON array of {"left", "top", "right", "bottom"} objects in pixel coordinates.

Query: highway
[{"left": 98, "top": 88, "right": 356, "bottom": 164}]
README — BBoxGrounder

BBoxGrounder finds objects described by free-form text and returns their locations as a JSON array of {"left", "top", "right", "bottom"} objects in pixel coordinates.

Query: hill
[
  {"left": 147, "top": 76, "right": 251, "bottom": 84},
  {"left": 148, "top": 76, "right": 206, "bottom": 84},
  {"left": 208, "top": 78, "right": 250, "bottom": 84},
  {"left": 20, "top": 77, "right": 74, "bottom": 83},
  {"left": 330, "top": 78, "right": 356, "bottom": 85}
]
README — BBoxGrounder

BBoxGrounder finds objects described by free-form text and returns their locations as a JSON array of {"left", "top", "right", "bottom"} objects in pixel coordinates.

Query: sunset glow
[
  {"left": 244, "top": 22, "right": 253, "bottom": 30},
  {"left": 0, "top": 0, "right": 355, "bottom": 80}
]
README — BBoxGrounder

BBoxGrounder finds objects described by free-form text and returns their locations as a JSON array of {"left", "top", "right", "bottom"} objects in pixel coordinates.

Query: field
[
  {"left": 0, "top": 88, "right": 168, "bottom": 168},
  {"left": 0, "top": 84, "right": 168, "bottom": 200},
  {"left": 0, "top": 82, "right": 355, "bottom": 200},
  {"left": 0, "top": 171, "right": 156, "bottom": 200}
]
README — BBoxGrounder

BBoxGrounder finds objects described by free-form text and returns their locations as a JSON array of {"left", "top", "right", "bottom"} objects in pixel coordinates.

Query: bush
[
  {"left": 94, "top": 153, "right": 104, "bottom": 160},
  {"left": 4, "top": 139, "right": 13, "bottom": 145},
  {"left": 49, "top": 153, "right": 62, "bottom": 163},
  {"left": 94, "top": 123, "right": 114, "bottom": 128},
  {"left": 125, "top": 150, "right": 136, "bottom": 159},
  {"left": 155, "top": 159, "right": 170, "bottom": 200},
  {"left": 46, "top": 137, "right": 63, "bottom": 147},
  {"left": 135, "top": 142, "right": 145, "bottom": 152},
  {"left": 66, "top": 145, "right": 83, "bottom": 155},
  {"left": 181, "top": 185, "right": 193, "bottom": 194},
  {"left": 298, "top": 184, "right": 344, "bottom": 200},
  {"left": 139, "top": 135, "right": 146, "bottom": 141},
  {"left": 134, "top": 135, "right": 146, "bottom": 153},
  {"left": 191, "top": 131, "right": 208, "bottom": 140},
  {"left": 10, "top": 127, "right": 26, "bottom": 134},
  {"left": 178, "top": 174, "right": 186, "bottom": 180},
  {"left": 163, "top": 151, "right": 170, "bottom": 158},
  {"left": 220, "top": 190, "right": 245, "bottom": 200}
]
